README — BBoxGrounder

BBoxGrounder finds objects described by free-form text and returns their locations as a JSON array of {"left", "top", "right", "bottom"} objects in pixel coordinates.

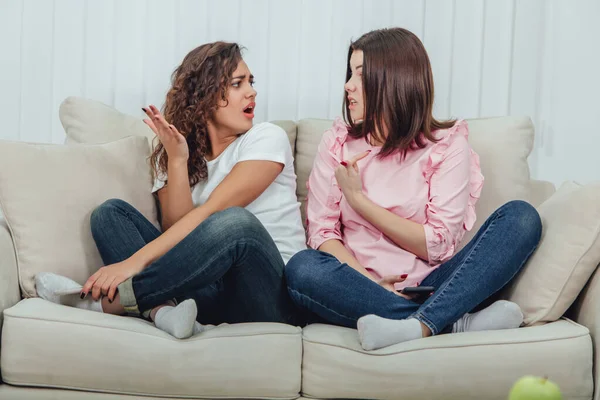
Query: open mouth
[{"left": 243, "top": 103, "right": 255, "bottom": 117}]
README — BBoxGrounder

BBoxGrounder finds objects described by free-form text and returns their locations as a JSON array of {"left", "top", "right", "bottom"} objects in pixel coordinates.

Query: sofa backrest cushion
[
  {"left": 60, "top": 97, "right": 298, "bottom": 153},
  {"left": 503, "top": 181, "right": 600, "bottom": 325},
  {"left": 0, "top": 136, "right": 157, "bottom": 297}
]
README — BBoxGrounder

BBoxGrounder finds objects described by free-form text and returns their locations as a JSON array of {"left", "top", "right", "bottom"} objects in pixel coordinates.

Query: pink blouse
[{"left": 306, "top": 118, "right": 484, "bottom": 290}]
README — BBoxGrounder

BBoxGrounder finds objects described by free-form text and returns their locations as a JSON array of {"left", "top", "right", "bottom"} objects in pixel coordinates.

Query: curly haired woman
[{"left": 35, "top": 42, "right": 306, "bottom": 339}]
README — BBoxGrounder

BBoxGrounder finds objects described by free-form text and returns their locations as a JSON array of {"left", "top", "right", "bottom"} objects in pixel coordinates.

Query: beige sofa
[{"left": 0, "top": 97, "right": 598, "bottom": 400}]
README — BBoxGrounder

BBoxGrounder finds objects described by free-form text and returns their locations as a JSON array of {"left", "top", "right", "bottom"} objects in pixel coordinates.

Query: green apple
[{"left": 508, "top": 376, "right": 562, "bottom": 400}]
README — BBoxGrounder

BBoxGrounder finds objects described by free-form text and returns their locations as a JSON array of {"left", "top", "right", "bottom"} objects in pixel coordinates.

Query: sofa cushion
[
  {"left": 294, "top": 117, "right": 534, "bottom": 239},
  {"left": 301, "top": 321, "right": 592, "bottom": 400},
  {"left": 1, "top": 299, "right": 302, "bottom": 399},
  {"left": 0, "top": 386, "right": 315, "bottom": 400},
  {"left": 0, "top": 136, "right": 157, "bottom": 298},
  {"left": 461, "top": 117, "right": 534, "bottom": 243},
  {"left": 528, "top": 179, "right": 556, "bottom": 208},
  {"left": 504, "top": 181, "right": 600, "bottom": 326},
  {"left": 60, "top": 96, "right": 155, "bottom": 145},
  {"left": 0, "top": 214, "right": 19, "bottom": 331},
  {"left": 294, "top": 119, "right": 332, "bottom": 225},
  {"left": 60, "top": 97, "right": 298, "bottom": 153}
]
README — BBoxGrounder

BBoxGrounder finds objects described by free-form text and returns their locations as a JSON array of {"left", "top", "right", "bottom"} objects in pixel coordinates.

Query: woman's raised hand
[{"left": 143, "top": 105, "right": 189, "bottom": 166}]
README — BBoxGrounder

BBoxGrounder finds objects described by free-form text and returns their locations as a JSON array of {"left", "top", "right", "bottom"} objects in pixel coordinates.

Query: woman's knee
[
  {"left": 501, "top": 200, "right": 542, "bottom": 245},
  {"left": 90, "top": 199, "right": 132, "bottom": 234},
  {"left": 285, "top": 249, "right": 329, "bottom": 290},
  {"left": 192, "top": 207, "right": 274, "bottom": 250},
  {"left": 203, "top": 207, "right": 262, "bottom": 237}
]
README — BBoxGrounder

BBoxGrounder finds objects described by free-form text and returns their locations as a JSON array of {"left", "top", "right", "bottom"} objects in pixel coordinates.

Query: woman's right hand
[{"left": 143, "top": 105, "right": 189, "bottom": 165}]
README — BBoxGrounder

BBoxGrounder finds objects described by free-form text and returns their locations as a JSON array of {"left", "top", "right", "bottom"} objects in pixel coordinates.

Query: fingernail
[
  {"left": 141, "top": 107, "right": 147, "bottom": 112},
  {"left": 108, "top": 298, "right": 113, "bottom": 304},
  {"left": 366, "top": 150, "right": 372, "bottom": 153},
  {"left": 340, "top": 161, "right": 348, "bottom": 166},
  {"left": 400, "top": 274, "right": 408, "bottom": 279},
  {"left": 80, "top": 292, "right": 85, "bottom": 299}
]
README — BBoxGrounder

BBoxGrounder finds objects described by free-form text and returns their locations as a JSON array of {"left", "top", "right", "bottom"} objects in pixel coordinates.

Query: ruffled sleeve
[
  {"left": 422, "top": 120, "right": 484, "bottom": 265},
  {"left": 305, "top": 117, "right": 349, "bottom": 249}
]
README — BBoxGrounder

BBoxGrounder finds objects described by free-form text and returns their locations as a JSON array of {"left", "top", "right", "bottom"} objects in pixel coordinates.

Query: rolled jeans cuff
[
  {"left": 118, "top": 278, "right": 151, "bottom": 319},
  {"left": 410, "top": 312, "right": 439, "bottom": 336}
]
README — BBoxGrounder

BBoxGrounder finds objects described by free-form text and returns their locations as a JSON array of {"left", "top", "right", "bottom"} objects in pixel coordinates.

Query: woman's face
[
  {"left": 345, "top": 50, "right": 364, "bottom": 123},
  {"left": 211, "top": 60, "right": 257, "bottom": 135}
]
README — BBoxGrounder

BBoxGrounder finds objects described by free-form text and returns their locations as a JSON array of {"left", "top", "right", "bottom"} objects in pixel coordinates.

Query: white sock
[
  {"left": 35, "top": 272, "right": 103, "bottom": 313},
  {"left": 193, "top": 321, "right": 205, "bottom": 335},
  {"left": 357, "top": 315, "right": 423, "bottom": 350},
  {"left": 153, "top": 299, "right": 198, "bottom": 339},
  {"left": 452, "top": 300, "right": 523, "bottom": 333}
]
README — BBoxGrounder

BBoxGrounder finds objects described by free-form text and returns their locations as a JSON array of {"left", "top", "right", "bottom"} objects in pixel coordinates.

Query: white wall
[
  {"left": 534, "top": 0, "right": 600, "bottom": 185},
  {"left": 0, "top": 0, "right": 598, "bottom": 185}
]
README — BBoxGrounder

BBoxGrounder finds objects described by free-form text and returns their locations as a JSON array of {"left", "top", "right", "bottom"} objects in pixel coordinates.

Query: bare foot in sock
[
  {"left": 357, "top": 316, "right": 423, "bottom": 350},
  {"left": 35, "top": 272, "right": 102, "bottom": 312},
  {"left": 153, "top": 299, "right": 199, "bottom": 339},
  {"left": 452, "top": 300, "right": 523, "bottom": 333}
]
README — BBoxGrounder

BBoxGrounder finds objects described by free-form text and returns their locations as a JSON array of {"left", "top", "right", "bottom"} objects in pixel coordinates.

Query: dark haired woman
[
  {"left": 284, "top": 28, "right": 542, "bottom": 350},
  {"left": 35, "top": 42, "right": 306, "bottom": 338}
]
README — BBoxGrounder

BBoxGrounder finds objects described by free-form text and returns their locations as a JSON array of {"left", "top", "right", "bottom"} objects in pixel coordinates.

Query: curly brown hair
[{"left": 150, "top": 42, "right": 243, "bottom": 187}]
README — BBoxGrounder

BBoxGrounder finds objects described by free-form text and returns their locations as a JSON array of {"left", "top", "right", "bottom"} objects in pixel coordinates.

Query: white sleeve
[
  {"left": 152, "top": 178, "right": 165, "bottom": 194},
  {"left": 236, "top": 123, "right": 291, "bottom": 166},
  {"left": 151, "top": 168, "right": 167, "bottom": 194}
]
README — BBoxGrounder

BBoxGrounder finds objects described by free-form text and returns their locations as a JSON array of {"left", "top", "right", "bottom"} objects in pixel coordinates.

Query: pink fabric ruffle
[{"left": 424, "top": 120, "right": 484, "bottom": 231}]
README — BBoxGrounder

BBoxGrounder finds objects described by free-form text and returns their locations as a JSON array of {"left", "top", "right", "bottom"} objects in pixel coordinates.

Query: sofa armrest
[
  {"left": 528, "top": 179, "right": 556, "bottom": 207},
  {"left": 570, "top": 265, "right": 600, "bottom": 400},
  {"left": 0, "top": 215, "right": 20, "bottom": 332}
]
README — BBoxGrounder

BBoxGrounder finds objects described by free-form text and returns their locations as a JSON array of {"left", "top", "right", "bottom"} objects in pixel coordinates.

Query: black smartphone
[{"left": 399, "top": 286, "right": 435, "bottom": 295}]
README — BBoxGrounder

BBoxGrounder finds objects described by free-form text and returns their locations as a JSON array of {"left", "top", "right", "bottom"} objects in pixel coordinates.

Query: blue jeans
[
  {"left": 284, "top": 200, "right": 542, "bottom": 335},
  {"left": 90, "top": 199, "right": 298, "bottom": 325}
]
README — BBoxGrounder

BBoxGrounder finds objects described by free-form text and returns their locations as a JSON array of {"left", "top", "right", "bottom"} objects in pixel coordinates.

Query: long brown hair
[
  {"left": 343, "top": 28, "right": 455, "bottom": 157},
  {"left": 150, "top": 42, "right": 243, "bottom": 187}
]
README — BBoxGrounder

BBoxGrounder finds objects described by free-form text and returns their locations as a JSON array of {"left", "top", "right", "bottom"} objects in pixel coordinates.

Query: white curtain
[{"left": 1, "top": 0, "right": 599, "bottom": 184}]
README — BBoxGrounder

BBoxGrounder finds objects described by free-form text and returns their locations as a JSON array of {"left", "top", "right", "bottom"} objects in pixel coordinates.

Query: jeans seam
[
  {"left": 121, "top": 206, "right": 156, "bottom": 234},
  {"left": 288, "top": 287, "right": 357, "bottom": 326},
  {"left": 415, "top": 217, "right": 498, "bottom": 333},
  {"left": 411, "top": 313, "right": 437, "bottom": 335}
]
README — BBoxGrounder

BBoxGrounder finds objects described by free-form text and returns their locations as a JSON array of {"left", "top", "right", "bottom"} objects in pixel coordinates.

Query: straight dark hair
[{"left": 343, "top": 28, "right": 456, "bottom": 157}]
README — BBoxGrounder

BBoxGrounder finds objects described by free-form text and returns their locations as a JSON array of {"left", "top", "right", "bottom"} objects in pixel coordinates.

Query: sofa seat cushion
[
  {"left": 301, "top": 321, "right": 592, "bottom": 400},
  {"left": 1, "top": 299, "right": 302, "bottom": 399}
]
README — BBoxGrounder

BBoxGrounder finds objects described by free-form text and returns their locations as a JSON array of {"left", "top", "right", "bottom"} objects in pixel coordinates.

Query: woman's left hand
[
  {"left": 81, "top": 258, "right": 145, "bottom": 302},
  {"left": 334, "top": 151, "right": 370, "bottom": 206}
]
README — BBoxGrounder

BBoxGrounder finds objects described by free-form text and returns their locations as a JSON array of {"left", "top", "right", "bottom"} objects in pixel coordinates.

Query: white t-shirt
[{"left": 153, "top": 122, "right": 306, "bottom": 263}]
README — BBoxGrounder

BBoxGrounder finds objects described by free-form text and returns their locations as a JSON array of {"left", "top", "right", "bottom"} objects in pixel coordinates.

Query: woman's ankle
[
  {"left": 149, "top": 300, "right": 176, "bottom": 321},
  {"left": 419, "top": 320, "right": 432, "bottom": 337},
  {"left": 100, "top": 293, "right": 126, "bottom": 315}
]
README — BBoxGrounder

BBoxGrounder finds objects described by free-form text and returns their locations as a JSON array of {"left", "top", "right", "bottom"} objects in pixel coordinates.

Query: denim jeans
[
  {"left": 284, "top": 200, "right": 542, "bottom": 335},
  {"left": 90, "top": 199, "right": 298, "bottom": 325}
]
